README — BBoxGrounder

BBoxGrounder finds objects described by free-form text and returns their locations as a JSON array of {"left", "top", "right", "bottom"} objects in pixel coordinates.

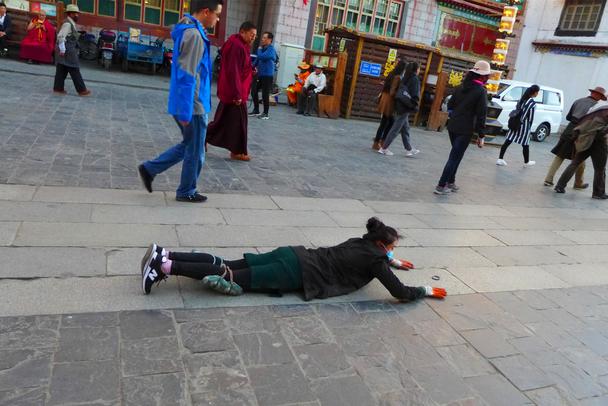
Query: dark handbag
[
  {"left": 395, "top": 79, "right": 417, "bottom": 111},
  {"left": 508, "top": 108, "right": 522, "bottom": 131}
]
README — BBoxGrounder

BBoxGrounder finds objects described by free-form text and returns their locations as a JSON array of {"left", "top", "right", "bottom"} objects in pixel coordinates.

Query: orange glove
[
  {"left": 423, "top": 286, "right": 447, "bottom": 299},
  {"left": 391, "top": 258, "right": 414, "bottom": 270}
]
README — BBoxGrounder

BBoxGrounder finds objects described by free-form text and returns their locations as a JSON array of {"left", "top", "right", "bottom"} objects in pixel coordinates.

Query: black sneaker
[
  {"left": 141, "top": 244, "right": 168, "bottom": 295},
  {"left": 554, "top": 186, "right": 566, "bottom": 194},
  {"left": 592, "top": 194, "right": 608, "bottom": 200},
  {"left": 138, "top": 164, "right": 153, "bottom": 193},
  {"left": 248, "top": 110, "right": 260, "bottom": 116},
  {"left": 176, "top": 193, "right": 208, "bottom": 203}
]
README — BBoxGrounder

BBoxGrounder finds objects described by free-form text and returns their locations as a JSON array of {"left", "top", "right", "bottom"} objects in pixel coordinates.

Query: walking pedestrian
[
  {"left": 137, "top": 0, "right": 221, "bottom": 203},
  {"left": 53, "top": 5, "right": 91, "bottom": 96},
  {"left": 250, "top": 31, "right": 277, "bottom": 120},
  {"left": 206, "top": 21, "right": 256, "bottom": 161},
  {"left": 544, "top": 86, "right": 607, "bottom": 188},
  {"left": 555, "top": 103, "right": 608, "bottom": 199},
  {"left": 372, "top": 60, "right": 406, "bottom": 151},
  {"left": 434, "top": 60, "right": 490, "bottom": 195},
  {"left": 140, "top": 217, "right": 447, "bottom": 301},
  {"left": 378, "top": 62, "right": 420, "bottom": 157},
  {"left": 0, "top": 3, "right": 12, "bottom": 57},
  {"left": 496, "top": 85, "right": 540, "bottom": 167}
]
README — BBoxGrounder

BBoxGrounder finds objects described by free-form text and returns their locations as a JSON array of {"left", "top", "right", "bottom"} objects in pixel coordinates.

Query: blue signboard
[{"left": 359, "top": 61, "right": 382, "bottom": 77}]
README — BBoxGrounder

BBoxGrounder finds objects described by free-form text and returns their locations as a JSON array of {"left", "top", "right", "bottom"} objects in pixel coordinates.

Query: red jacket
[{"left": 217, "top": 34, "right": 253, "bottom": 104}]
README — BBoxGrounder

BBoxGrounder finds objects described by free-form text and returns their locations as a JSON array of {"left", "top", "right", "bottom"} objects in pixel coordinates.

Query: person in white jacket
[{"left": 297, "top": 65, "right": 326, "bottom": 116}]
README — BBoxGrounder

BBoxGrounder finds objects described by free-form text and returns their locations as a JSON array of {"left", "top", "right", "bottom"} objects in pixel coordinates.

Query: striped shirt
[{"left": 506, "top": 98, "right": 536, "bottom": 146}]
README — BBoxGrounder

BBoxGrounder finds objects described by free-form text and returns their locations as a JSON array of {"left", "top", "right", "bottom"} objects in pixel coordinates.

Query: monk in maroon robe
[
  {"left": 19, "top": 10, "right": 55, "bottom": 64},
  {"left": 206, "top": 21, "right": 256, "bottom": 161}
]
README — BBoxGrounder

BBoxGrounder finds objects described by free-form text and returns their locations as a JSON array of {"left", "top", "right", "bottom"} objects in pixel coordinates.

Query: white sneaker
[
  {"left": 524, "top": 161, "right": 536, "bottom": 167},
  {"left": 405, "top": 148, "right": 420, "bottom": 157},
  {"left": 496, "top": 159, "right": 508, "bottom": 166},
  {"left": 378, "top": 148, "right": 394, "bottom": 156}
]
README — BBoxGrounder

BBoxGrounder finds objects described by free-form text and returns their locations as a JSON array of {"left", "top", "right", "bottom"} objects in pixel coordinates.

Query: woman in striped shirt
[{"left": 496, "top": 85, "right": 540, "bottom": 167}]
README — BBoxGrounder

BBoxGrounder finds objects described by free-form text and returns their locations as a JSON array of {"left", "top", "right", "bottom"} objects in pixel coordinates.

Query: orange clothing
[{"left": 286, "top": 71, "right": 311, "bottom": 106}]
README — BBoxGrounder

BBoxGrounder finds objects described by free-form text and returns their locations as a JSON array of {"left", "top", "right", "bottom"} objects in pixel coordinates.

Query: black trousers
[
  {"left": 374, "top": 115, "right": 395, "bottom": 143},
  {"left": 53, "top": 63, "right": 87, "bottom": 93},
  {"left": 438, "top": 132, "right": 471, "bottom": 187},
  {"left": 168, "top": 251, "right": 252, "bottom": 289},
  {"left": 297, "top": 90, "right": 318, "bottom": 114},
  {"left": 252, "top": 76, "right": 273, "bottom": 114},
  {"left": 557, "top": 135, "right": 607, "bottom": 197},
  {"left": 0, "top": 36, "right": 7, "bottom": 50}
]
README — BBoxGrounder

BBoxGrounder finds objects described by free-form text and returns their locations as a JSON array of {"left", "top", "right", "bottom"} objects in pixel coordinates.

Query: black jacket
[
  {"left": 447, "top": 81, "right": 488, "bottom": 137},
  {"left": 292, "top": 238, "right": 425, "bottom": 302},
  {"left": 0, "top": 13, "right": 11, "bottom": 37},
  {"left": 394, "top": 74, "right": 421, "bottom": 115}
]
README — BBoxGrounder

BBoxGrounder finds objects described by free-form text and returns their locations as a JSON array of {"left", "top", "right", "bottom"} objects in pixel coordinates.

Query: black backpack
[{"left": 508, "top": 107, "right": 522, "bottom": 131}]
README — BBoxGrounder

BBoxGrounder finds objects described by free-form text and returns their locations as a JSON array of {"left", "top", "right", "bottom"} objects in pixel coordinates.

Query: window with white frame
[
  {"left": 556, "top": 0, "right": 606, "bottom": 36},
  {"left": 312, "top": 0, "right": 405, "bottom": 50}
]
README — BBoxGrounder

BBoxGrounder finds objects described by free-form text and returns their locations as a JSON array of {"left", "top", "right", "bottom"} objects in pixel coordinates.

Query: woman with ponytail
[
  {"left": 139, "top": 217, "right": 447, "bottom": 301},
  {"left": 496, "top": 84, "right": 540, "bottom": 167}
]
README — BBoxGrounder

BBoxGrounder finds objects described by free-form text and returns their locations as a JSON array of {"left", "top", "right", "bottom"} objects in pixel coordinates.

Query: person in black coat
[
  {"left": 0, "top": 2, "right": 11, "bottom": 57},
  {"left": 434, "top": 60, "right": 490, "bottom": 195},
  {"left": 139, "top": 217, "right": 447, "bottom": 301}
]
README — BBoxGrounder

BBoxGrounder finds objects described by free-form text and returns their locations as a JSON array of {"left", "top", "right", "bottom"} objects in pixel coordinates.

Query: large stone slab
[
  {"left": 393, "top": 267, "right": 474, "bottom": 295},
  {"left": 414, "top": 214, "right": 504, "bottom": 230},
  {"left": 169, "top": 193, "right": 278, "bottom": 209},
  {"left": 13, "top": 222, "right": 179, "bottom": 247},
  {"left": 0, "top": 247, "right": 105, "bottom": 278},
  {"left": 0, "top": 315, "right": 60, "bottom": 350},
  {"left": 0, "top": 276, "right": 183, "bottom": 316},
  {"left": 461, "top": 328, "right": 519, "bottom": 358},
  {"left": 121, "top": 336, "right": 182, "bottom": 377},
  {"left": 490, "top": 354, "right": 554, "bottom": 391},
  {"left": 176, "top": 225, "right": 310, "bottom": 247},
  {"left": 408, "top": 364, "right": 478, "bottom": 405},
  {"left": 363, "top": 200, "right": 451, "bottom": 215},
  {"left": 0, "top": 222, "right": 19, "bottom": 246},
  {"left": 541, "top": 263, "right": 608, "bottom": 287},
  {"left": 247, "top": 363, "right": 316, "bottom": 405},
  {"left": 33, "top": 186, "right": 166, "bottom": 206},
  {"left": 55, "top": 326, "right": 119, "bottom": 362},
  {"left": 221, "top": 208, "right": 337, "bottom": 227},
  {"left": 309, "top": 375, "right": 376, "bottom": 405},
  {"left": 503, "top": 206, "right": 608, "bottom": 220},
  {"left": 449, "top": 265, "right": 569, "bottom": 292},
  {"left": 277, "top": 315, "right": 334, "bottom": 346},
  {"left": 394, "top": 247, "right": 496, "bottom": 269},
  {"left": 271, "top": 196, "right": 372, "bottom": 212},
  {"left": 91, "top": 204, "right": 225, "bottom": 225},
  {"left": 0, "top": 348, "right": 53, "bottom": 391},
  {"left": 405, "top": 229, "right": 503, "bottom": 247},
  {"left": 179, "top": 320, "right": 236, "bottom": 353},
  {"left": 292, "top": 343, "right": 353, "bottom": 379},
  {"left": 556, "top": 230, "right": 608, "bottom": 245},
  {"left": 439, "top": 204, "right": 516, "bottom": 217},
  {"left": 0, "top": 201, "right": 92, "bottom": 222},
  {"left": 326, "top": 211, "right": 427, "bottom": 228},
  {"left": 0, "top": 184, "right": 36, "bottom": 201},
  {"left": 120, "top": 310, "right": 176, "bottom": 340},
  {"left": 487, "top": 216, "right": 569, "bottom": 231},
  {"left": 122, "top": 372, "right": 187, "bottom": 406},
  {"left": 554, "top": 245, "right": 608, "bottom": 263},
  {"left": 233, "top": 332, "right": 293, "bottom": 366},
  {"left": 486, "top": 229, "right": 576, "bottom": 246},
  {"left": 472, "top": 246, "right": 578, "bottom": 266},
  {"left": 299, "top": 226, "right": 385, "bottom": 247},
  {"left": 47, "top": 360, "right": 120, "bottom": 405},
  {"left": 435, "top": 344, "right": 495, "bottom": 378},
  {"left": 464, "top": 374, "right": 531, "bottom": 406}
]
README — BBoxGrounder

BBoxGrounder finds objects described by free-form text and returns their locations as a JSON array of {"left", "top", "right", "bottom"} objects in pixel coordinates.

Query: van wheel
[{"left": 533, "top": 123, "right": 550, "bottom": 142}]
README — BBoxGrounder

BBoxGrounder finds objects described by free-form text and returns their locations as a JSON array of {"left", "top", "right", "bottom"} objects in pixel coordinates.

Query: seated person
[
  {"left": 0, "top": 2, "right": 11, "bottom": 57},
  {"left": 286, "top": 61, "right": 310, "bottom": 106},
  {"left": 140, "top": 217, "right": 447, "bottom": 302},
  {"left": 19, "top": 10, "right": 55, "bottom": 64},
  {"left": 297, "top": 64, "right": 326, "bottom": 116}
]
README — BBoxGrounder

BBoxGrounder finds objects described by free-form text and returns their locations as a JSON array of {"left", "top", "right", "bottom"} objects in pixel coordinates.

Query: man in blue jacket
[
  {"left": 250, "top": 31, "right": 277, "bottom": 120},
  {"left": 138, "top": 0, "right": 222, "bottom": 203}
]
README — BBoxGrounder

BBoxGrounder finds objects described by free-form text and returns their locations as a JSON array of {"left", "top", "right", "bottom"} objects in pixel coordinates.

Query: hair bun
[{"left": 366, "top": 217, "right": 384, "bottom": 233}]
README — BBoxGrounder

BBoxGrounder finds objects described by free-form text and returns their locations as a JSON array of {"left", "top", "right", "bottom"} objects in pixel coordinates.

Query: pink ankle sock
[{"left": 161, "top": 258, "right": 172, "bottom": 275}]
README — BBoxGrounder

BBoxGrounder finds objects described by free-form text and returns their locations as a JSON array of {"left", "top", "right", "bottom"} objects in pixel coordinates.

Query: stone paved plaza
[{"left": 2, "top": 60, "right": 608, "bottom": 405}]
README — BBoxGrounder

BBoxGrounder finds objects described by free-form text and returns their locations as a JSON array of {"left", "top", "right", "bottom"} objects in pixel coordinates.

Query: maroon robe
[
  {"left": 206, "top": 34, "right": 253, "bottom": 155},
  {"left": 19, "top": 18, "right": 55, "bottom": 64}
]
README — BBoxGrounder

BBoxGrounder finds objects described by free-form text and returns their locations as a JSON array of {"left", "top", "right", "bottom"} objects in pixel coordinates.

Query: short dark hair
[
  {"left": 263, "top": 32, "right": 274, "bottom": 40},
  {"left": 239, "top": 21, "right": 257, "bottom": 32},
  {"left": 0, "top": 2, "right": 6, "bottom": 7},
  {"left": 190, "top": 0, "right": 222, "bottom": 14}
]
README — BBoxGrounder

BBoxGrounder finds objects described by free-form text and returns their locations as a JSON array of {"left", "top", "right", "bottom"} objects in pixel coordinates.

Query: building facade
[{"left": 513, "top": 0, "right": 608, "bottom": 119}]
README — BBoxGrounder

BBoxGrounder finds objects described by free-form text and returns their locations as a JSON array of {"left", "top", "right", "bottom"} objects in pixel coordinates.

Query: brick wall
[{"left": 226, "top": 0, "right": 258, "bottom": 38}]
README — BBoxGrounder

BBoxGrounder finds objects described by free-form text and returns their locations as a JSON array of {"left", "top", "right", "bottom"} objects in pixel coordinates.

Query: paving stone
[
  {"left": 0, "top": 315, "right": 60, "bottom": 350},
  {"left": 0, "top": 184, "right": 36, "bottom": 201},
  {"left": 309, "top": 374, "right": 376, "bottom": 406},
  {"left": 177, "top": 224, "right": 310, "bottom": 247},
  {"left": 171, "top": 193, "right": 278, "bottom": 209},
  {"left": 122, "top": 372, "right": 187, "bottom": 406},
  {"left": 92, "top": 204, "right": 225, "bottom": 225},
  {"left": 247, "top": 363, "right": 315, "bottom": 405},
  {"left": 405, "top": 229, "right": 503, "bottom": 247},
  {"left": 1, "top": 247, "right": 107, "bottom": 279},
  {"left": 277, "top": 315, "right": 333, "bottom": 346},
  {"left": 55, "top": 326, "right": 119, "bottom": 362},
  {"left": 0, "top": 386, "right": 47, "bottom": 406},
  {"left": 436, "top": 344, "right": 495, "bottom": 378},
  {"left": 525, "top": 321, "right": 582, "bottom": 349},
  {"left": 0, "top": 222, "right": 19, "bottom": 246},
  {"left": 271, "top": 196, "right": 371, "bottom": 212},
  {"left": 14, "top": 221, "right": 179, "bottom": 247},
  {"left": 269, "top": 304, "right": 315, "bottom": 318},
  {"left": 524, "top": 386, "right": 578, "bottom": 406},
  {"left": 224, "top": 306, "right": 278, "bottom": 333},
  {"left": 334, "top": 326, "right": 391, "bottom": 356},
  {"left": 490, "top": 354, "right": 554, "bottom": 391},
  {"left": 314, "top": 303, "right": 365, "bottom": 328},
  {"left": 409, "top": 364, "right": 478, "bottom": 405},
  {"left": 508, "top": 335, "right": 570, "bottom": 368},
  {"left": 537, "top": 308, "right": 587, "bottom": 331},
  {"left": 394, "top": 247, "right": 496, "bottom": 269},
  {"left": 542, "top": 263, "right": 608, "bottom": 287},
  {"left": 233, "top": 332, "right": 293, "bottom": 366},
  {"left": 413, "top": 214, "right": 505, "bottom": 230},
  {"left": 378, "top": 388, "right": 440, "bottom": 406},
  {"left": 461, "top": 329, "right": 519, "bottom": 358},
  {"left": 222, "top": 208, "right": 337, "bottom": 227},
  {"left": 472, "top": 246, "right": 576, "bottom": 267},
  {"left": 185, "top": 351, "right": 249, "bottom": 394},
  {"left": 487, "top": 216, "right": 570, "bottom": 231},
  {"left": 190, "top": 389, "right": 258, "bottom": 406},
  {"left": 299, "top": 226, "right": 375, "bottom": 247},
  {"left": 580, "top": 395, "right": 608, "bottom": 406},
  {"left": 47, "top": 360, "right": 120, "bottom": 405},
  {"left": 483, "top": 292, "right": 546, "bottom": 324},
  {"left": 412, "top": 318, "right": 467, "bottom": 347},
  {"left": 512, "top": 289, "right": 561, "bottom": 310},
  {"left": 33, "top": 185, "right": 166, "bottom": 205},
  {"left": 293, "top": 343, "right": 353, "bottom": 379},
  {"left": 558, "top": 346, "right": 608, "bottom": 377},
  {"left": 448, "top": 265, "right": 568, "bottom": 292},
  {"left": 120, "top": 310, "right": 175, "bottom": 340},
  {"left": 328, "top": 211, "right": 428, "bottom": 228},
  {"left": 554, "top": 245, "right": 608, "bottom": 264},
  {"left": 542, "top": 364, "right": 605, "bottom": 400},
  {"left": 350, "top": 352, "right": 418, "bottom": 394},
  {"left": 0, "top": 200, "right": 92, "bottom": 222},
  {"left": 393, "top": 267, "right": 475, "bottom": 295},
  {"left": 485, "top": 229, "right": 575, "bottom": 246},
  {"left": 384, "top": 333, "right": 445, "bottom": 369},
  {"left": 556, "top": 231, "right": 608, "bottom": 245},
  {"left": 569, "top": 328, "right": 608, "bottom": 356},
  {"left": 179, "top": 320, "right": 235, "bottom": 353},
  {"left": 121, "top": 336, "right": 182, "bottom": 377},
  {"left": 390, "top": 300, "right": 441, "bottom": 323},
  {"left": 464, "top": 374, "right": 531, "bottom": 406},
  {"left": 0, "top": 348, "right": 53, "bottom": 391},
  {"left": 439, "top": 204, "right": 517, "bottom": 217},
  {"left": 61, "top": 312, "right": 119, "bottom": 327},
  {"left": 363, "top": 200, "right": 451, "bottom": 215},
  {"left": 173, "top": 307, "right": 226, "bottom": 323}
]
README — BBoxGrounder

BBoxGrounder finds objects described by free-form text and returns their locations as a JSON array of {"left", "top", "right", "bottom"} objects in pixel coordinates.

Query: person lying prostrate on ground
[{"left": 140, "top": 217, "right": 447, "bottom": 301}]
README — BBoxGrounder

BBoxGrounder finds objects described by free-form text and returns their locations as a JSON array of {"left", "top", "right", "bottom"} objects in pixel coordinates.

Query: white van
[{"left": 492, "top": 80, "right": 564, "bottom": 142}]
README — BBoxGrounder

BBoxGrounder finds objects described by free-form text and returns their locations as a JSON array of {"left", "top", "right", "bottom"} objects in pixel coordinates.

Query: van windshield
[{"left": 496, "top": 83, "right": 510, "bottom": 96}]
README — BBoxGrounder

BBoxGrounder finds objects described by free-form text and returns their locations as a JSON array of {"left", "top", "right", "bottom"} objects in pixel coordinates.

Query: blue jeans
[
  {"left": 438, "top": 132, "right": 470, "bottom": 187},
  {"left": 143, "top": 114, "right": 207, "bottom": 198}
]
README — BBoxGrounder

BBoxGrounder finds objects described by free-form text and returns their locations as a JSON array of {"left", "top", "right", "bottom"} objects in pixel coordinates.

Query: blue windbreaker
[{"left": 254, "top": 44, "right": 277, "bottom": 78}]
